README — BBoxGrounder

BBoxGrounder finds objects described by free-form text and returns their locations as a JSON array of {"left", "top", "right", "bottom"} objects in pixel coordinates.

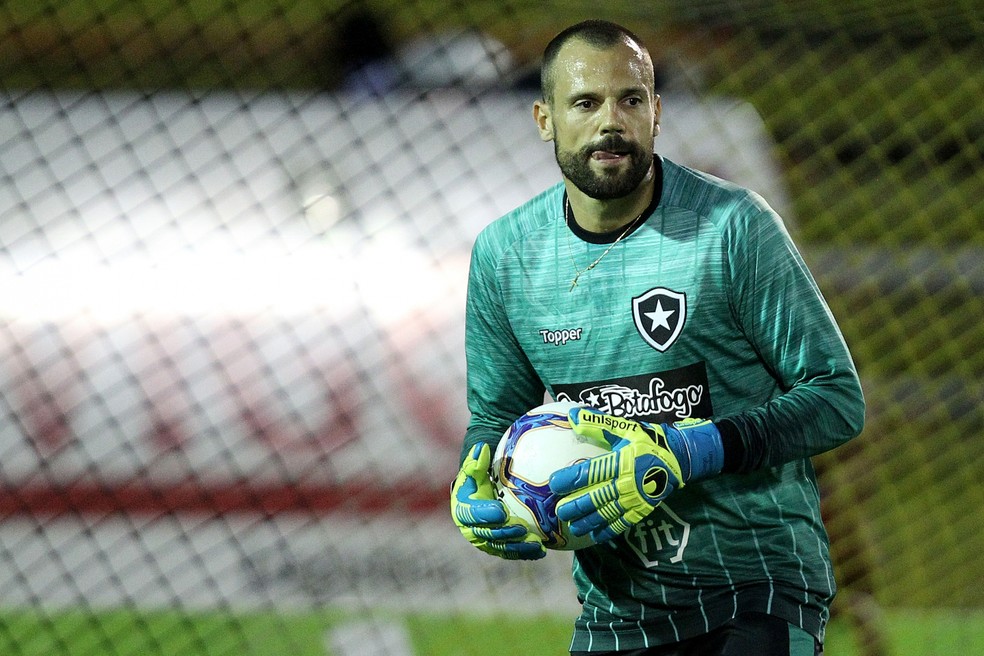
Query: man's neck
[{"left": 564, "top": 167, "right": 656, "bottom": 234}]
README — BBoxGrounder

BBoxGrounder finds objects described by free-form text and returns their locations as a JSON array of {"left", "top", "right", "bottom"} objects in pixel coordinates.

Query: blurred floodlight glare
[
  {"left": 296, "top": 165, "right": 348, "bottom": 233},
  {"left": 0, "top": 214, "right": 462, "bottom": 328},
  {"left": 303, "top": 192, "right": 343, "bottom": 232}
]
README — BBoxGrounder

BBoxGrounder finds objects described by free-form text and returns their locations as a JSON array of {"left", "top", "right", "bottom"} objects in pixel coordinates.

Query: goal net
[{"left": 0, "top": 2, "right": 981, "bottom": 655}]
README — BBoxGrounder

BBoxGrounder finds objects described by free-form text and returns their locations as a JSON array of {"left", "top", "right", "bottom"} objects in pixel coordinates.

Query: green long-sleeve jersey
[{"left": 462, "top": 157, "right": 865, "bottom": 651}]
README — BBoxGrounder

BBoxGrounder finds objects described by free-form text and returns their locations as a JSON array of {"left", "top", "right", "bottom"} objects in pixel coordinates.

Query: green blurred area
[
  {"left": 1, "top": 608, "right": 983, "bottom": 656},
  {"left": 1, "top": 0, "right": 981, "bottom": 622},
  {"left": 703, "top": 15, "right": 984, "bottom": 612},
  {"left": 711, "top": 43, "right": 982, "bottom": 248}
]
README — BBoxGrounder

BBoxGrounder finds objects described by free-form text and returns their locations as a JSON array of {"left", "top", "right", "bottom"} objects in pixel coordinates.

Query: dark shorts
[{"left": 570, "top": 612, "right": 822, "bottom": 656}]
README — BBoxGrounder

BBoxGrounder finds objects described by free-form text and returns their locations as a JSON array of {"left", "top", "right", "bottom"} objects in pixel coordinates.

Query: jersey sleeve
[
  {"left": 720, "top": 199, "right": 865, "bottom": 471},
  {"left": 460, "top": 228, "right": 546, "bottom": 463}
]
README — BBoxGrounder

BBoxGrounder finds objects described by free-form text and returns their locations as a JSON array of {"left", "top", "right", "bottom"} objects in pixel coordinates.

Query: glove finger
[
  {"left": 555, "top": 490, "right": 594, "bottom": 523},
  {"left": 454, "top": 496, "right": 508, "bottom": 527},
  {"left": 548, "top": 460, "right": 591, "bottom": 496},
  {"left": 461, "top": 443, "right": 493, "bottom": 478},
  {"left": 473, "top": 523, "right": 528, "bottom": 542},
  {"left": 567, "top": 407, "right": 615, "bottom": 446},
  {"left": 556, "top": 474, "right": 622, "bottom": 521},
  {"left": 567, "top": 509, "right": 615, "bottom": 537},
  {"left": 568, "top": 407, "right": 620, "bottom": 448},
  {"left": 565, "top": 493, "right": 627, "bottom": 536},
  {"left": 468, "top": 441, "right": 491, "bottom": 462},
  {"left": 488, "top": 538, "right": 547, "bottom": 561},
  {"left": 549, "top": 451, "right": 618, "bottom": 496},
  {"left": 454, "top": 443, "right": 498, "bottom": 508},
  {"left": 590, "top": 519, "right": 633, "bottom": 545}
]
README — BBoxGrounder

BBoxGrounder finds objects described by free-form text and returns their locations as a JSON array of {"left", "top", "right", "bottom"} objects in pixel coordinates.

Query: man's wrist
[
  {"left": 663, "top": 419, "right": 726, "bottom": 482},
  {"left": 714, "top": 418, "right": 746, "bottom": 474}
]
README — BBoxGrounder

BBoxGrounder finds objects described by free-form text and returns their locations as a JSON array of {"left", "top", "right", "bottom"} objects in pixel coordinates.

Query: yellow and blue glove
[
  {"left": 548, "top": 408, "right": 724, "bottom": 545},
  {"left": 451, "top": 443, "right": 547, "bottom": 560}
]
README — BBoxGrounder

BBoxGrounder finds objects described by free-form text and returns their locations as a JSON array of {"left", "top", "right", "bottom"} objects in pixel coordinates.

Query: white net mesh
[{"left": 0, "top": 2, "right": 982, "bottom": 654}]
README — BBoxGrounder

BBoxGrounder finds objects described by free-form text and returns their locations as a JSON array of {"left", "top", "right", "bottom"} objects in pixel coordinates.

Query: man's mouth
[
  {"left": 591, "top": 150, "right": 628, "bottom": 162},
  {"left": 589, "top": 138, "right": 633, "bottom": 162}
]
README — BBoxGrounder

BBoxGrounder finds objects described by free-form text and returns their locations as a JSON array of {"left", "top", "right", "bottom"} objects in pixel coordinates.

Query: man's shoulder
[
  {"left": 661, "top": 157, "right": 772, "bottom": 218},
  {"left": 663, "top": 158, "right": 764, "bottom": 203},
  {"left": 474, "top": 183, "right": 564, "bottom": 254}
]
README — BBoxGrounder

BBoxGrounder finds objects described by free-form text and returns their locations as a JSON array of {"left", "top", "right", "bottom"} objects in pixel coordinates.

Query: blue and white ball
[{"left": 491, "top": 401, "right": 610, "bottom": 551}]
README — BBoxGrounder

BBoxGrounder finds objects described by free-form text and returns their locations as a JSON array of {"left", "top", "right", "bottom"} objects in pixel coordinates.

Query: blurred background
[{"left": 0, "top": 1, "right": 981, "bottom": 654}]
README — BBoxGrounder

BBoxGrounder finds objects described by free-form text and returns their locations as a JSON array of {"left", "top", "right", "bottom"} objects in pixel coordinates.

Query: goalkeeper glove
[
  {"left": 548, "top": 408, "right": 724, "bottom": 545},
  {"left": 451, "top": 443, "right": 547, "bottom": 560}
]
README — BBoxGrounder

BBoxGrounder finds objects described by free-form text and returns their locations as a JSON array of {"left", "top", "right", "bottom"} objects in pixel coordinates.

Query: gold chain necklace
[{"left": 566, "top": 198, "right": 644, "bottom": 291}]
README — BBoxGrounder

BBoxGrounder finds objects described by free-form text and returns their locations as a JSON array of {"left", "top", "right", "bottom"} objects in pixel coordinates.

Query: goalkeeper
[{"left": 452, "top": 19, "right": 864, "bottom": 656}]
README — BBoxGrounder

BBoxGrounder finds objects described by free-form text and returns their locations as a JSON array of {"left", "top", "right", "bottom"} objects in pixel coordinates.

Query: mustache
[{"left": 582, "top": 136, "right": 641, "bottom": 156}]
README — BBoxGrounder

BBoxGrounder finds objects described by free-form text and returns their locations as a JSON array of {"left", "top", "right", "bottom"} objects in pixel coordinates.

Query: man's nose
[{"left": 599, "top": 101, "right": 625, "bottom": 134}]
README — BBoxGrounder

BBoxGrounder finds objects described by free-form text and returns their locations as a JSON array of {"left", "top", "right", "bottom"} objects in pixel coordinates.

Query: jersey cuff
[{"left": 716, "top": 418, "right": 746, "bottom": 473}]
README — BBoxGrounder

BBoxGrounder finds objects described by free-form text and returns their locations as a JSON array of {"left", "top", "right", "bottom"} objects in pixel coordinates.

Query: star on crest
[{"left": 644, "top": 300, "right": 675, "bottom": 331}]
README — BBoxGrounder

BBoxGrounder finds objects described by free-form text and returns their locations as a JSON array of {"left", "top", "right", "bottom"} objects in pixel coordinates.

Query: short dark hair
[{"left": 540, "top": 20, "right": 651, "bottom": 103}]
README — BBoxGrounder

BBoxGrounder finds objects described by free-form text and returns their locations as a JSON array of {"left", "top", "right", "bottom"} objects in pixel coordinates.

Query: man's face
[{"left": 535, "top": 38, "right": 660, "bottom": 200}]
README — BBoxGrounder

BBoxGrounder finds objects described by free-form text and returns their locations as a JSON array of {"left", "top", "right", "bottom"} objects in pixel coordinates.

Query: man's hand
[
  {"left": 548, "top": 408, "right": 724, "bottom": 545},
  {"left": 451, "top": 443, "right": 547, "bottom": 560}
]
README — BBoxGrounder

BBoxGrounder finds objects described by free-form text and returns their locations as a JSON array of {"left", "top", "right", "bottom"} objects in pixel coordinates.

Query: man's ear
[
  {"left": 653, "top": 94, "right": 662, "bottom": 136},
  {"left": 532, "top": 100, "right": 554, "bottom": 142}
]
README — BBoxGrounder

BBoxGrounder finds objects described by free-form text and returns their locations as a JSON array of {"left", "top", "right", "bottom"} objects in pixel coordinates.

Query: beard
[{"left": 555, "top": 135, "right": 653, "bottom": 200}]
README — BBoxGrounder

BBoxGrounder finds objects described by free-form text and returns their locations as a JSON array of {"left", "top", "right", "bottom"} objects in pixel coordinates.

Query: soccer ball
[{"left": 491, "top": 401, "right": 610, "bottom": 551}]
